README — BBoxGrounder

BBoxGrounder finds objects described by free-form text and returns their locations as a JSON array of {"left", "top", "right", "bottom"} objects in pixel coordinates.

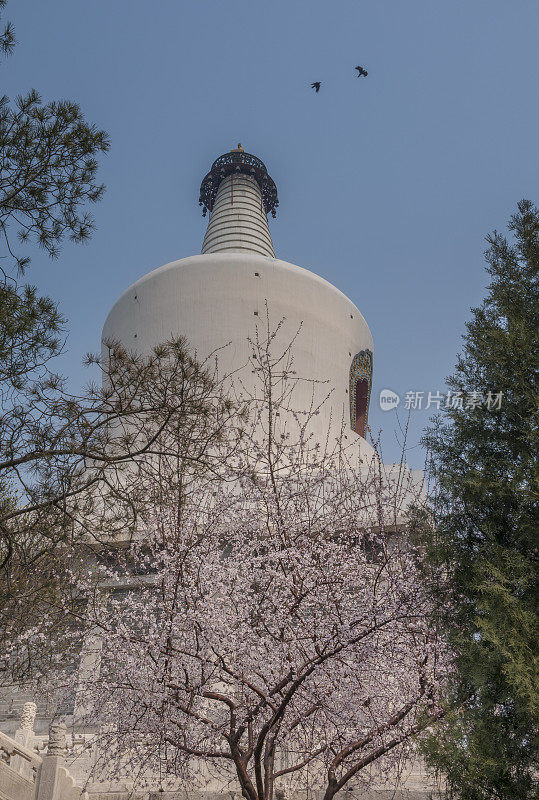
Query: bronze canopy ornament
[{"left": 199, "top": 149, "right": 279, "bottom": 217}]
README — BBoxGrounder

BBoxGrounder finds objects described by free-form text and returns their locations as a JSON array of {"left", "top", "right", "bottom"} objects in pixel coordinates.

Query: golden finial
[{"left": 233, "top": 142, "right": 244, "bottom": 152}]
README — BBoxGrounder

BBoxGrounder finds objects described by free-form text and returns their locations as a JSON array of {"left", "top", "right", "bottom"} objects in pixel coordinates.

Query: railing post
[
  {"left": 35, "top": 721, "right": 67, "bottom": 800},
  {"left": 11, "top": 701, "right": 37, "bottom": 779}
]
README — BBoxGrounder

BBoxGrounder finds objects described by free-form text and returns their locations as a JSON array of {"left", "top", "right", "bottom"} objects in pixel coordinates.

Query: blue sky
[{"left": 3, "top": 0, "right": 538, "bottom": 466}]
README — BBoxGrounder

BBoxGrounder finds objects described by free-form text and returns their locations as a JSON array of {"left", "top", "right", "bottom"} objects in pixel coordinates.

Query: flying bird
[
  {"left": 311, "top": 81, "right": 321, "bottom": 93},
  {"left": 355, "top": 66, "right": 368, "bottom": 77}
]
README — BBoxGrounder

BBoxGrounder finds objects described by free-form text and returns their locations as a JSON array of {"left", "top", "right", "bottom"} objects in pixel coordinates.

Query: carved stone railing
[
  {"left": 0, "top": 703, "right": 88, "bottom": 800},
  {"left": 0, "top": 728, "right": 41, "bottom": 800},
  {"left": 0, "top": 727, "right": 42, "bottom": 778}
]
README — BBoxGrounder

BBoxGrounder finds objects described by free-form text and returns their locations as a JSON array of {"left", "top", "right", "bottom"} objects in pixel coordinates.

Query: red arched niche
[
  {"left": 354, "top": 378, "right": 369, "bottom": 437},
  {"left": 349, "top": 350, "right": 373, "bottom": 439}
]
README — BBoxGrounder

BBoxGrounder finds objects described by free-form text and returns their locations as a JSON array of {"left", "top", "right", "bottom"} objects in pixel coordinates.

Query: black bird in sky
[
  {"left": 311, "top": 81, "right": 321, "bottom": 93},
  {"left": 355, "top": 66, "right": 368, "bottom": 77}
]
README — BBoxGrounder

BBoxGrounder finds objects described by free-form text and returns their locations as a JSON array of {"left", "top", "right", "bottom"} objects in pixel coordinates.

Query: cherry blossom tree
[
  {"left": 42, "top": 322, "right": 450, "bottom": 799},
  {"left": 0, "top": 336, "right": 240, "bottom": 685}
]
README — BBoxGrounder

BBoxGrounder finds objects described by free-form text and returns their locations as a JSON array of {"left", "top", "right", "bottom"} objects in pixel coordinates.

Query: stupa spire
[{"left": 199, "top": 147, "right": 278, "bottom": 257}]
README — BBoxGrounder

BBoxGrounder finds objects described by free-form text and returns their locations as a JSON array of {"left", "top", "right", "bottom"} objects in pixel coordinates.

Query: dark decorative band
[{"left": 199, "top": 150, "right": 279, "bottom": 218}]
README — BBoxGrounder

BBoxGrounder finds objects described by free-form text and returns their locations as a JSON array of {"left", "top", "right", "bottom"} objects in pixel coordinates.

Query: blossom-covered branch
[{"left": 26, "top": 322, "right": 450, "bottom": 799}]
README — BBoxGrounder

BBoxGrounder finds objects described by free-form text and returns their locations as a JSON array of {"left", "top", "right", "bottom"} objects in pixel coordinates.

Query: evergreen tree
[
  {"left": 0, "top": 0, "right": 15, "bottom": 61},
  {"left": 418, "top": 200, "right": 538, "bottom": 799},
  {"left": 0, "top": 0, "right": 108, "bottom": 677}
]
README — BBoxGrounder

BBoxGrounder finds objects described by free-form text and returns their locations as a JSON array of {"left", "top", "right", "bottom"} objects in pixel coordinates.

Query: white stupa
[
  {"left": 103, "top": 145, "right": 375, "bottom": 459},
  {"left": 0, "top": 148, "right": 433, "bottom": 800}
]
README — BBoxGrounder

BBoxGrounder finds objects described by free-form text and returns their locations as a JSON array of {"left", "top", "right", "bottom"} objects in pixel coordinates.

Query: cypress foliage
[{"left": 418, "top": 200, "right": 538, "bottom": 799}]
